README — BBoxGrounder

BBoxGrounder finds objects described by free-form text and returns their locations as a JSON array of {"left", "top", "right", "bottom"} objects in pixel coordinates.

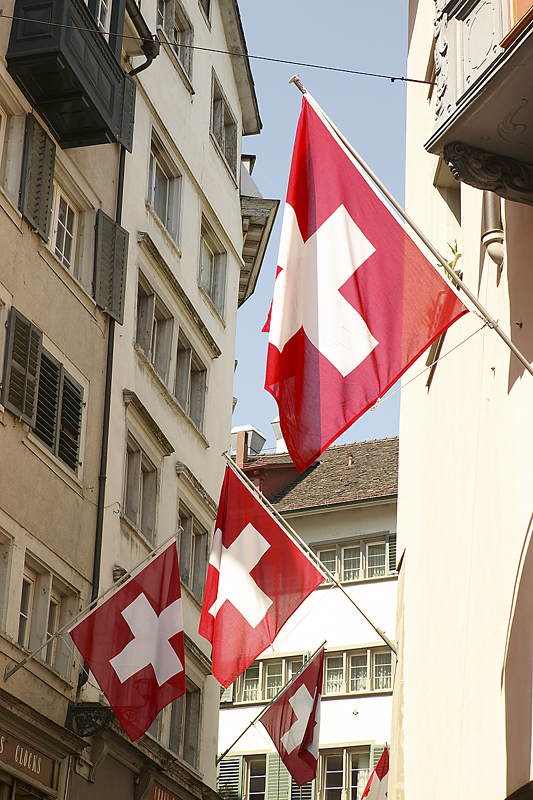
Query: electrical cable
[{"left": 0, "top": 10, "right": 434, "bottom": 86}]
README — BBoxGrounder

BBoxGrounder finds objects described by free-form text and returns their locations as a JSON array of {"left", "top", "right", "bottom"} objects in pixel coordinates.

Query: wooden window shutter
[
  {"left": 217, "top": 755, "right": 243, "bottom": 800},
  {"left": 34, "top": 351, "right": 61, "bottom": 451},
  {"left": 2, "top": 307, "right": 42, "bottom": 426},
  {"left": 291, "top": 778, "right": 314, "bottom": 800},
  {"left": 220, "top": 683, "right": 234, "bottom": 703},
  {"left": 266, "top": 754, "right": 291, "bottom": 800},
  {"left": 19, "top": 115, "right": 55, "bottom": 241},
  {"left": 387, "top": 533, "right": 397, "bottom": 574},
  {"left": 58, "top": 372, "right": 83, "bottom": 472},
  {"left": 94, "top": 209, "right": 129, "bottom": 325},
  {"left": 372, "top": 745, "right": 386, "bottom": 769}
]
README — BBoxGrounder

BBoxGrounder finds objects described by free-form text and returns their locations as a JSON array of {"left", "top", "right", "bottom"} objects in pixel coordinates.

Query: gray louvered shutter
[
  {"left": 266, "top": 754, "right": 291, "bottom": 800},
  {"left": 388, "top": 534, "right": 397, "bottom": 574},
  {"left": 220, "top": 683, "right": 234, "bottom": 703},
  {"left": 34, "top": 351, "right": 61, "bottom": 451},
  {"left": 2, "top": 307, "right": 42, "bottom": 426},
  {"left": 291, "top": 779, "right": 314, "bottom": 800},
  {"left": 93, "top": 209, "right": 128, "bottom": 324},
  {"left": 19, "top": 115, "right": 55, "bottom": 241},
  {"left": 217, "top": 755, "right": 243, "bottom": 800},
  {"left": 58, "top": 371, "right": 83, "bottom": 472},
  {"left": 119, "top": 74, "right": 136, "bottom": 153},
  {"left": 372, "top": 745, "right": 386, "bottom": 769}
]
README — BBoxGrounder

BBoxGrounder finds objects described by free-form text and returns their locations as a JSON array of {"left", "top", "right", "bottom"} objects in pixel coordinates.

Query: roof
[{"left": 263, "top": 438, "right": 399, "bottom": 512}]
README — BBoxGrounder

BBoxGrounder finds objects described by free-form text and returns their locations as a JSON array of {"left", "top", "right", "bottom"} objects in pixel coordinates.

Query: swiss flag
[
  {"left": 362, "top": 747, "right": 389, "bottom": 800},
  {"left": 70, "top": 542, "right": 185, "bottom": 741},
  {"left": 198, "top": 466, "right": 324, "bottom": 687},
  {"left": 259, "top": 649, "right": 324, "bottom": 786},
  {"left": 265, "top": 96, "right": 467, "bottom": 472}
]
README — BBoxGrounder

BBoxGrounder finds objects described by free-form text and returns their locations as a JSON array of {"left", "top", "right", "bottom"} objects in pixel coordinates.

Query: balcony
[
  {"left": 426, "top": 0, "right": 533, "bottom": 205},
  {"left": 6, "top": 0, "right": 135, "bottom": 150}
]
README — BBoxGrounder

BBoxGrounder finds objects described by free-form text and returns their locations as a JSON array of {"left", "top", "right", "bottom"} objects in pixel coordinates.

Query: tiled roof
[{"left": 266, "top": 437, "right": 399, "bottom": 512}]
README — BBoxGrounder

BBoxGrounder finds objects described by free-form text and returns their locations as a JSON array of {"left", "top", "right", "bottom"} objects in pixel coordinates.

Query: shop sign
[
  {"left": 0, "top": 730, "right": 55, "bottom": 787},
  {"left": 147, "top": 782, "right": 181, "bottom": 800}
]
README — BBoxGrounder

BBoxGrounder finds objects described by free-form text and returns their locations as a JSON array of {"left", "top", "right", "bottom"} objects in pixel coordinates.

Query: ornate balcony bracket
[
  {"left": 65, "top": 702, "right": 115, "bottom": 737},
  {"left": 443, "top": 142, "right": 533, "bottom": 206}
]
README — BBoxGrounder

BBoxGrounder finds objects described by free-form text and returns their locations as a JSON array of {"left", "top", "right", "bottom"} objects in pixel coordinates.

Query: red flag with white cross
[
  {"left": 265, "top": 95, "right": 467, "bottom": 472},
  {"left": 362, "top": 747, "right": 389, "bottom": 800},
  {"left": 198, "top": 465, "right": 324, "bottom": 687},
  {"left": 70, "top": 542, "right": 185, "bottom": 741},
  {"left": 259, "top": 649, "right": 324, "bottom": 786}
]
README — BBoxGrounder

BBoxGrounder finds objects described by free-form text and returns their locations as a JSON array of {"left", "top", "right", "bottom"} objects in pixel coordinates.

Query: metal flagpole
[
  {"left": 289, "top": 74, "right": 533, "bottom": 380},
  {"left": 4, "top": 531, "right": 181, "bottom": 682},
  {"left": 216, "top": 640, "right": 327, "bottom": 765},
  {"left": 223, "top": 454, "right": 397, "bottom": 655}
]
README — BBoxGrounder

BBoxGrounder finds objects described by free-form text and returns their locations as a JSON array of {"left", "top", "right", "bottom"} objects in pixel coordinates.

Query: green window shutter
[
  {"left": 34, "top": 351, "right": 61, "bottom": 451},
  {"left": 19, "top": 115, "right": 55, "bottom": 241},
  {"left": 2, "top": 307, "right": 42, "bottom": 426},
  {"left": 58, "top": 372, "right": 83, "bottom": 472},
  {"left": 372, "top": 745, "right": 386, "bottom": 769},
  {"left": 291, "top": 779, "right": 314, "bottom": 800},
  {"left": 220, "top": 683, "right": 234, "bottom": 703},
  {"left": 388, "top": 534, "right": 397, "bottom": 574},
  {"left": 94, "top": 209, "right": 129, "bottom": 325},
  {"left": 217, "top": 755, "right": 243, "bottom": 800},
  {"left": 266, "top": 754, "right": 291, "bottom": 800}
]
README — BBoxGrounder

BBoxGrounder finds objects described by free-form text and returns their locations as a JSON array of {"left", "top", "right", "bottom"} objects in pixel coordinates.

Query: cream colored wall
[{"left": 395, "top": 2, "right": 533, "bottom": 799}]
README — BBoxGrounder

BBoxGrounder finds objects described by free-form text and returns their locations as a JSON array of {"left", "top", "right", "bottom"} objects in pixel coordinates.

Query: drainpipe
[
  {"left": 481, "top": 191, "right": 504, "bottom": 266},
  {"left": 78, "top": 5, "right": 159, "bottom": 691}
]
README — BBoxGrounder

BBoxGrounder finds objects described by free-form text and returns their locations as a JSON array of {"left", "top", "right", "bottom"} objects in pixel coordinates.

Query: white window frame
[
  {"left": 177, "top": 504, "right": 208, "bottom": 601},
  {"left": 320, "top": 748, "right": 371, "bottom": 800},
  {"left": 136, "top": 276, "right": 174, "bottom": 384},
  {"left": 199, "top": 219, "right": 227, "bottom": 318},
  {"left": 157, "top": 0, "right": 194, "bottom": 81},
  {"left": 317, "top": 533, "right": 396, "bottom": 583},
  {"left": 147, "top": 137, "right": 182, "bottom": 242},
  {"left": 50, "top": 186, "right": 79, "bottom": 273},
  {"left": 174, "top": 329, "right": 207, "bottom": 430},
  {"left": 235, "top": 654, "right": 307, "bottom": 703},
  {"left": 210, "top": 72, "right": 238, "bottom": 177},
  {"left": 324, "top": 649, "right": 393, "bottom": 695},
  {"left": 124, "top": 433, "right": 158, "bottom": 544}
]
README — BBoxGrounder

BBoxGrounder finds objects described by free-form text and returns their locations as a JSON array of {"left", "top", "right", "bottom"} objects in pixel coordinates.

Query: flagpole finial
[{"left": 289, "top": 74, "right": 307, "bottom": 94}]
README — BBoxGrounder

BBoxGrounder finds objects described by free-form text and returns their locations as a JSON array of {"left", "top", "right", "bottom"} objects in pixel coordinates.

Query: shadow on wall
[
  {"left": 503, "top": 511, "right": 533, "bottom": 797},
  {"left": 505, "top": 201, "right": 533, "bottom": 393}
]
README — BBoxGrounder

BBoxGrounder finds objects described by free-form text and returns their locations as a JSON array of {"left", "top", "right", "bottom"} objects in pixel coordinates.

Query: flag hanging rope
[
  {"left": 289, "top": 76, "right": 533, "bottom": 381},
  {"left": 223, "top": 454, "right": 397, "bottom": 655},
  {"left": 216, "top": 641, "right": 326, "bottom": 764},
  {"left": 3, "top": 529, "right": 181, "bottom": 682}
]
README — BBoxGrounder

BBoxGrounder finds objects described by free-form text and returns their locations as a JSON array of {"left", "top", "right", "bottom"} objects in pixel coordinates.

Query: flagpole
[
  {"left": 3, "top": 531, "right": 180, "bottom": 682},
  {"left": 216, "top": 641, "right": 327, "bottom": 764},
  {"left": 223, "top": 454, "right": 397, "bottom": 655},
  {"left": 289, "top": 75, "right": 533, "bottom": 380}
]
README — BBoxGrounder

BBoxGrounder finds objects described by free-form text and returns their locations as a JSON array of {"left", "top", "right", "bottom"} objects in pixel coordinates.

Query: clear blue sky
[{"left": 233, "top": 1, "right": 408, "bottom": 453}]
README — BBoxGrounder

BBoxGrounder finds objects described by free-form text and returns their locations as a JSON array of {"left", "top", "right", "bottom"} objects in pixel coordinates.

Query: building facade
[
  {"left": 391, "top": 2, "right": 533, "bottom": 799},
  {"left": 0, "top": 2, "right": 276, "bottom": 799},
  {"left": 218, "top": 437, "right": 398, "bottom": 800}
]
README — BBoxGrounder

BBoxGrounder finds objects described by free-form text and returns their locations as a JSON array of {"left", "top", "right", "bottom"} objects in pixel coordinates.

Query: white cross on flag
[
  {"left": 264, "top": 95, "right": 467, "bottom": 472},
  {"left": 361, "top": 747, "right": 389, "bottom": 800},
  {"left": 259, "top": 649, "right": 324, "bottom": 786},
  {"left": 198, "top": 466, "right": 324, "bottom": 687},
  {"left": 70, "top": 542, "right": 185, "bottom": 741}
]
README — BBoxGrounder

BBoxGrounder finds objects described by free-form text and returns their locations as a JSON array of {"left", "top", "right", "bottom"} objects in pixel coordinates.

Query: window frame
[
  {"left": 147, "top": 676, "right": 202, "bottom": 768},
  {"left": 324, "top": 648, "right": 393, "bottom": 696},
  {"left": 210, "top": 72, "right": 238, "bottom": 177},
  {"left": 50, "top": 184, "right": 79, "bottom": 274},
  {"left": 157, "top": 0, "right": 194, "bottom": 81},
  {"left": 147, "top": 136, "right": 182, "bottom": 242},
  {"left": 135, "top": 276, "right": 174, "bottom": 384},
  {"left": 174, "top": 329, "right": 207, "bottom": 430},
  {"left": 177, "top": 504, "right": 208, "bottom": 601},
  {"left": 124, "top": 432, "right": 158, "bottom": 544},
  {"left": 320, "top": 748, "right": 371, "bottom": 800},
  {"left": 316, "top": 533, "right": 397, "bottom": 583},
  {"left": 232, "top": 654, "right": 307, "bottom": 704},
  {"left": 199, "top": 219, "right": 227, "bottom": 318}
]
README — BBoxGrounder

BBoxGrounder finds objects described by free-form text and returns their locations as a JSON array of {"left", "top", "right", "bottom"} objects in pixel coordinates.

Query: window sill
[
  {"left": 157, "top": 27, "right": 195, "bottom": 95},
  {"left": 209, "top": 132, "right": 238, "bottom": 187},
  {"left": 145, "top": 203, "right": 182, "bottom": 259},
  {"left": 180, "top": 579, "right": 203, "bottom": 610},
  {"left": 316, "top": 573, "right": 398, "bottom": 588},
  {"left": 23, "top": 435, "right": 84, "bottom": 496},
  {"left": 134, "top": 345, "right": 210, "bottom": 449},
  {"left": 119, "top": 512, "right": 156, "bottom": 550}
]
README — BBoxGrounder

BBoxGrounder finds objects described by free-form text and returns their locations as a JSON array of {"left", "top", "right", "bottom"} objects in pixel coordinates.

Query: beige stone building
[
  {"left": 391, "top": 2, "right": 533, "bottom": 799},
  {"left": 0, "top": 1, "right": 277, "bottom": 799}
]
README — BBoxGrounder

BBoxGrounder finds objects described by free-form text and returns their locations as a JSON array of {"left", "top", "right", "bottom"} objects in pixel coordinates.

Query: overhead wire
[{"left": 0, "top": 10, "right": 435, "bottom": 86}]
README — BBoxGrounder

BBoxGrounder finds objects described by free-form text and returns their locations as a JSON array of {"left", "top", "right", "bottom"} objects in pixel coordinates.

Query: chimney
[
  {"left": 347, "top": 454, "right": 353, "bottom": 467},
  {"left": 271, "top": 416, "right": 287, "bottom": 454},
  {"left": 236, "top": 429, "right": 248, "bottom": 468}
]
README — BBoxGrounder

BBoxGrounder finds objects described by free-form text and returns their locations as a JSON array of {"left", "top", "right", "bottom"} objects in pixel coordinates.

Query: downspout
[{"left": 77, "top": 4, "right": 159, "bottom": 691}]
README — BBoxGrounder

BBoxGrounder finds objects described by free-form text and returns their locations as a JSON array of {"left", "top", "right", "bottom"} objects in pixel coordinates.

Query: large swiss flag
[
  {"left": 199, "top": 466, "right": 324, "bottom": 687},
  {"left": 259, "top": 649, "right": 324, "bottom": 785},
  {"left": 265, "top": 96, "right": 467, "bottom": 472},
  {"left": 70, "top": 543, "right": 185, "bottom": 741}
]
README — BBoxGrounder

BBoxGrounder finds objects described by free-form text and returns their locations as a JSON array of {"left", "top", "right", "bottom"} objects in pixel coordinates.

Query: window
[
  {"left": 199, "top": 0, "right": 210, "bottom": 18},
  {"left": 158, "top": 0, "right": 193, "bottom": 78},
  {"left": 324, "top": 649, "right": 393, "bottom": 695},
  {"left": 217, "top": 754, "right": 313, "bottom": 800},
  {"left": 199, "top": 221, "right": 226, "bottom": 317},
  {"left": 16, "top": 560, "right": 76, "bottom": 677},
  {"left": 147, "top": 139, "right": 181, "bottom": 241},
  {"left": 124, "top": 434, "right": 157, "bottom": 543},
  {"left": 317, "top": 533, "right": 396, "bottom": 582},
  {"left": 51, "top": 188, "right": 78, "bottom": 271},
  {"left": 169, "top": 680, "right": 201, "bottom": 765},
  {"left": 178, "top": 505, "right": 208, "bottom": 600},
  {"left": 211, "top": 74, "right": 238, "bottom": 176},
  {"left": 136, "top": 279, "right": 174, "bottom": 383},
  {"left": 33, "top": 349, "right": 84, "bottom": 473},
  {"left": 322, "top": 750, "right": 370, "bottom": 800},
  {"left": 175, "top": 331, "right": 207, "bottom": 429},
  {"left": 233, "top": 655, "right": 307, "bottom": 703}
]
